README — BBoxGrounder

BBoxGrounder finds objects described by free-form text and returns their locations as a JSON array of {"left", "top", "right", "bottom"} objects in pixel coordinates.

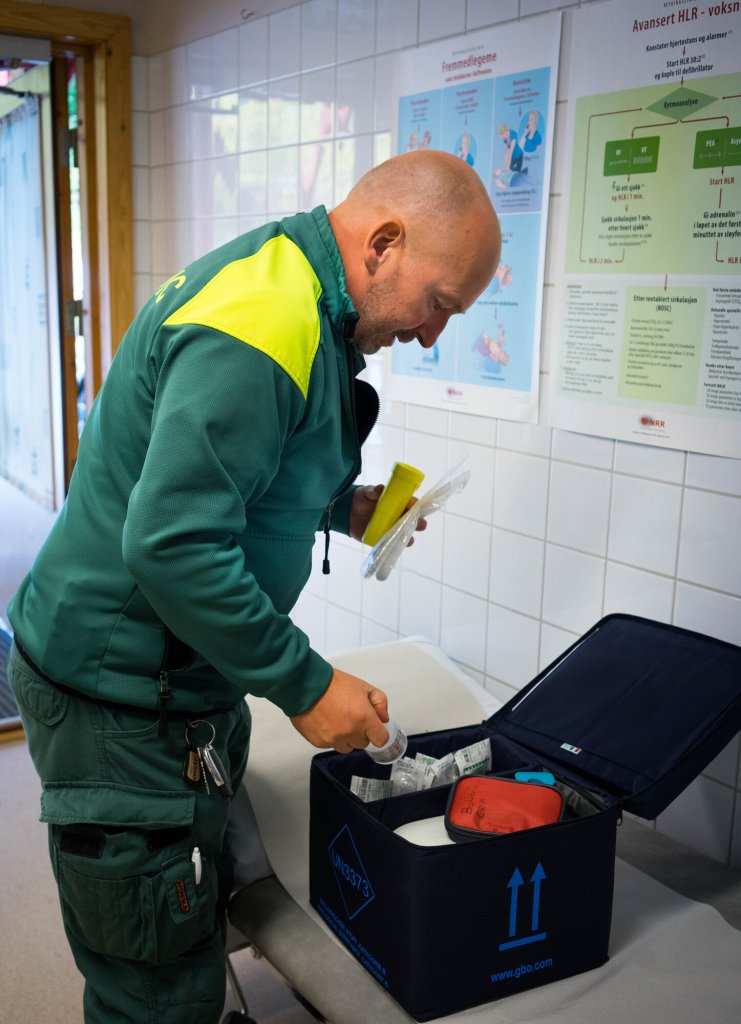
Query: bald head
[
  {"left": 338, "top": 150, "right": 499, "bottom": 260},
  {"left": 347, "top": 150, "right": 491, "bottom": 216},
  {"left": 329, "top": 150, "right": 501, "bottom": 355}
]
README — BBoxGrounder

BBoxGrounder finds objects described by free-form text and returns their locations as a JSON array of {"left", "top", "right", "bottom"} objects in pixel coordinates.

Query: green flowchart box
[
  {"left": 693, "top": 127, "right": 741, "bottom": 169},
  {"left": 630, "top": 136, "right": 660, "bottom": 174},
  {"left": 724, "top": 128, "right": 741, "bottom": 167},
  {"left": 604, "top": 136, "right": 659, "bottom": 176}
]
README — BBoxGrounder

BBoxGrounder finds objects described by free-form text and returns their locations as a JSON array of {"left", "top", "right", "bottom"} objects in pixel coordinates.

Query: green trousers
[{"left": 9, "top": 642, "right": 251, "bottom": 1023}]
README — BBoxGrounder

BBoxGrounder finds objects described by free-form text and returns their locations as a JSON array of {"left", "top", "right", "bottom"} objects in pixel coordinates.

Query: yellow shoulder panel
[{"left": 163, "top": 235, "right": 322, "bottom": 398}]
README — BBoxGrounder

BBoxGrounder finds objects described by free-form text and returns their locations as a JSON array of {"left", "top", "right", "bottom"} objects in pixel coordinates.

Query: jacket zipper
[
  {"left": 157, "top": 628, "right": 195, "bottom": 737},
  {"left": 158, "top": 670, "right": 171, "bottom": 738},
  {"left": 322, "top": 335, "right": 362, "bottom": 575}
]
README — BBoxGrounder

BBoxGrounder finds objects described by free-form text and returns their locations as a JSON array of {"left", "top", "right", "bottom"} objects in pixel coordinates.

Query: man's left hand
[{"left": 348, "top": 484, "right": 428, "bottom": 545}]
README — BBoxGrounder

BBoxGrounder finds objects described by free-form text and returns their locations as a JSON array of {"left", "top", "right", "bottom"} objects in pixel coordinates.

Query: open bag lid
[{"left": 490, "top": 614, "right": 741, "bottom": 818}]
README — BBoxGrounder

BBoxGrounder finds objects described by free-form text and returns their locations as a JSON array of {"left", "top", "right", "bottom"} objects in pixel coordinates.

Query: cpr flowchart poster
[
  {"left": 386, "top": 13, "right": 561, "bottom": 422},
  {"left": 553, "top": 0, "right": 741, "bottom": 458}
]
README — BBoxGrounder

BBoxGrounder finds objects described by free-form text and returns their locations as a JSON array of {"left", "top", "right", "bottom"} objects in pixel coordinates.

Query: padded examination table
[{"left": 227, "top": 638, "right": 741, "bottom": 1023}]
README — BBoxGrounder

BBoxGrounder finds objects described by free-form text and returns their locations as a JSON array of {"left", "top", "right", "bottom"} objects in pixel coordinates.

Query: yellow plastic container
[{"left": 362, "top": 462, "right": 425, "bottom": 547}]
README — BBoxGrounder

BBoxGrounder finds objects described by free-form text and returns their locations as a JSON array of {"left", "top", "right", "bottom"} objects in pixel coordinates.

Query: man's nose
[{"left": 418, "top": 310, "right": 452, "bottom": 348}]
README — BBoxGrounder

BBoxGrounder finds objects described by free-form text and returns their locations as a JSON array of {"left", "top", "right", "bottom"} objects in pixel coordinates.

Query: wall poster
[
  {"left": 553, "top": 0, "right": 741, "bottom": 458},
  {"left": 385, "top": 13, "right": 561, "bottom": 422}
]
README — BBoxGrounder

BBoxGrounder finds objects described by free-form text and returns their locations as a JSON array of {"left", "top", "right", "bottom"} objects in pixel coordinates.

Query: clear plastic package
[{"left": 361, "top": 455, "right": 471, "bottom": 582}]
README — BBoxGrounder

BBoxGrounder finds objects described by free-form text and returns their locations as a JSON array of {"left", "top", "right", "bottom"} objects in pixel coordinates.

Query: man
[{"left": 8, "top": 149, "right": 501, "bottom": 1023}]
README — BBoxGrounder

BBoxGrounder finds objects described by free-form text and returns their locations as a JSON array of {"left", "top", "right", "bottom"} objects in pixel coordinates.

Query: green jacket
[{"left": 9, "top": 208, "right": 378, "bottom": 716}]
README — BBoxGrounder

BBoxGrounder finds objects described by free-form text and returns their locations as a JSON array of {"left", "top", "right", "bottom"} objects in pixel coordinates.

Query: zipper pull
[
  {"left": 158, "top": 670, "right": 171, "bottom": 737},
  {"left": 323, "top": 500, "right": 335, "bottom": 575},
  {"left": 323, "top": 525, "right": 331, "bottom": 575}
]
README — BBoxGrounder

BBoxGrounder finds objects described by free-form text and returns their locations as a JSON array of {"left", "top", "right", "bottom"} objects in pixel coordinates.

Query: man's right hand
[{"left": 289, "top": 668, "right": 390, "bottom": 753}]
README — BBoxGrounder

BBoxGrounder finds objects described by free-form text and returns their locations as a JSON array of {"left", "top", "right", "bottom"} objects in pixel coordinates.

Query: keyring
[{"left": 185, "top": 718, "right": 216, "bottom": 748}]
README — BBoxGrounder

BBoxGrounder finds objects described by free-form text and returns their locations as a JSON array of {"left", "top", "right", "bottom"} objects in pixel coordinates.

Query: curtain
[{"left": 0, "top": 95, "right": 55, "bottom": 509}]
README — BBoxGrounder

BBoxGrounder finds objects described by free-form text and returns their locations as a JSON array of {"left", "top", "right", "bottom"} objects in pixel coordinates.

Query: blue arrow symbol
[
  {"left": 507, "top": 867, "right": 524, "bottom": 937},
  {"left": 530, "top": 863, "right": 546, "bottom": 932}
]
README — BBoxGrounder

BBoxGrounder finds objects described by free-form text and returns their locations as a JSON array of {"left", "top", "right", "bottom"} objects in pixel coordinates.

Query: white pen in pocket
[{"left": 191, "top": 846, "right": 202, "bottom": 885}]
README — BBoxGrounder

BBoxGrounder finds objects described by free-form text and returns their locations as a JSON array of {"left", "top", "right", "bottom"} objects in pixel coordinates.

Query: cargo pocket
[
  {"left": 8, "top": 647, "right": 78, "bottom": 780},
  {"left": 8, "top": 651, "right": 69, "bottom": 727},
  {"left": 45, "top": 781, "right": 218, "bottom": 965}
]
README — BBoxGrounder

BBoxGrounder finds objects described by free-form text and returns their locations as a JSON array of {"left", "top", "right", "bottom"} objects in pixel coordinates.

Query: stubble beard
[{"left": 350, "top": 276, "right": 400, "bottom": 356}]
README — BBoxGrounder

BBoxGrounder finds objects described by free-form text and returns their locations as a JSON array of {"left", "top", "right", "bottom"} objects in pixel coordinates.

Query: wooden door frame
[{"left": 0, "top": 1, "right": 133, "bottom": 383}]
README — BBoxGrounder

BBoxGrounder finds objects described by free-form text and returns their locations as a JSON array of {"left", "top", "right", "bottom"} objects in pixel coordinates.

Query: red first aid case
[{"left": 445, "top": 775, "right": 564, "bottom": 841}]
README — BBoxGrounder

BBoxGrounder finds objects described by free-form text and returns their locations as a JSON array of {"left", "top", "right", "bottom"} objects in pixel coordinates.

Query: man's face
[
  {"left": 352, "top": 238, "right": 495, "bottom": 357},
  {"left": 352, "top": 261, "right": 457, "bottom": 356}
]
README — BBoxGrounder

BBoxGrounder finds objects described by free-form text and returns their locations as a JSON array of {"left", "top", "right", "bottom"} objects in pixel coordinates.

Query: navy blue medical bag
[{"left": 309, "top": 614, "right": 741, "bottom": 1021}]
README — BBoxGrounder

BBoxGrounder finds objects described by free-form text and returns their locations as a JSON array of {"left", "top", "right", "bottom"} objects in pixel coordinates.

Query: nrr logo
[{"left": 640, "top": 416, "right": 665, "bottom": 428}]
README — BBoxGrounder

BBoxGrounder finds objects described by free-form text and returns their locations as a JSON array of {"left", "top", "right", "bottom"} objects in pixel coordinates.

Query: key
[
  {"left": 202, "top": 742, "right": 234, "bottom": 798},
  {"left": 196, "top": 747, "right": 211, "bottom": 796},
  {"left": 182, "top": 747, "right": 201, "bottom": 787}
]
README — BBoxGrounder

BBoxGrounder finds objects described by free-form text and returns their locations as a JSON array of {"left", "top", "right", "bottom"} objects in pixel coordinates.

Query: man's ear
[{"left": 364, "top": 219, "right": 404, "bottom": 274}]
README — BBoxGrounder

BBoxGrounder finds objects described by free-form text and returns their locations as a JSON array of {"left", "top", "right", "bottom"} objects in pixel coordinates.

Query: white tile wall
[
  {"left": 375, "top": 0, "right": 419, "bottom": 53},
  {"left": 673, "top": 583, "right": 741, "bottom": 647},
  {"left": 399, "top": 571, "right": 441, "bottom": 642},
  {"left": 135, "top": 0, "right": 741, "bottom": 867},
  {"left": 678, "top": 490, "right": 741, "bottom": 596},
  {"left": 441, "top": 587, "right": 488, "bottom": 674},
  {"left": 466, "top": 0, "right": 519, "bottom": 31},
  {"left": 489, "top": 528, "right": 544, "bottom": 618},
  {"left": 268, "top": 6, "right": 302, "bottom": 79},
  {"left": 603, "top": 562, "right": 673, "bottom": 622},
  {"left": 443, "top": 515, "right": 491, "bottom": 599},
  {"left": 608, "top": 475, "right": 682, "bottom": 575},
  {"left": 336, "top": 59, "right": 374, "bottom": 136},
  {"left": 486, "top": 605, "right": 540, "bottom": 688},
  {"left": 446, "top": 440, "right": 495, "bottom": 523},
  {"left": 238, "top": 17, "right": 269, "bottom": 87},
  {"left": 614, "top": 441, "right": 685, "bottom": 484},
  {"left": 547, "top": 461, "right": 611, "bottom": 556},
  {"left": 539, "top": 621, "right": 578, "bottom": 670},
  {"left": 493, "top": 449, "right": 549, "bottom": 538},
  {"left": 686, "top": 451, "right": 741, "bottom": 496},
  {"left": 551, "top": 429, "right": 614, "bottom": 470},
  {"left": 419, "top": 0, "right": 465, "bottom": 43},
  {"left": 325, "top": 604, "right": 362, "bottom": 653},
  {"left": 362, "top": 560, "right": 401, "bottom": 632},
  {"left": 337, "top": 0, "right": 377, "bottom": 63},
  {"left": 300, "top": 0, "right": 337, "bottom": 72},
  {"left": 542, "top": 544, "right": 604, "bottom": 633}
]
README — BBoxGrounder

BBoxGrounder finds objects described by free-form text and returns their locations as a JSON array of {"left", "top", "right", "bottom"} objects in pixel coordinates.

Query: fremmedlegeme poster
[
  {"left": 553, "top": 0, "right": 741, "bottom": 458},
  {"left": 385, "top": 12, "right": 561, "bottom": 422}
]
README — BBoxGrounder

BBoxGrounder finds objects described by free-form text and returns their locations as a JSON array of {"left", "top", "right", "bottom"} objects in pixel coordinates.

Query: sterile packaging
[{"left": 361, "top": 456, "right": 471, "bottom": 582}]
